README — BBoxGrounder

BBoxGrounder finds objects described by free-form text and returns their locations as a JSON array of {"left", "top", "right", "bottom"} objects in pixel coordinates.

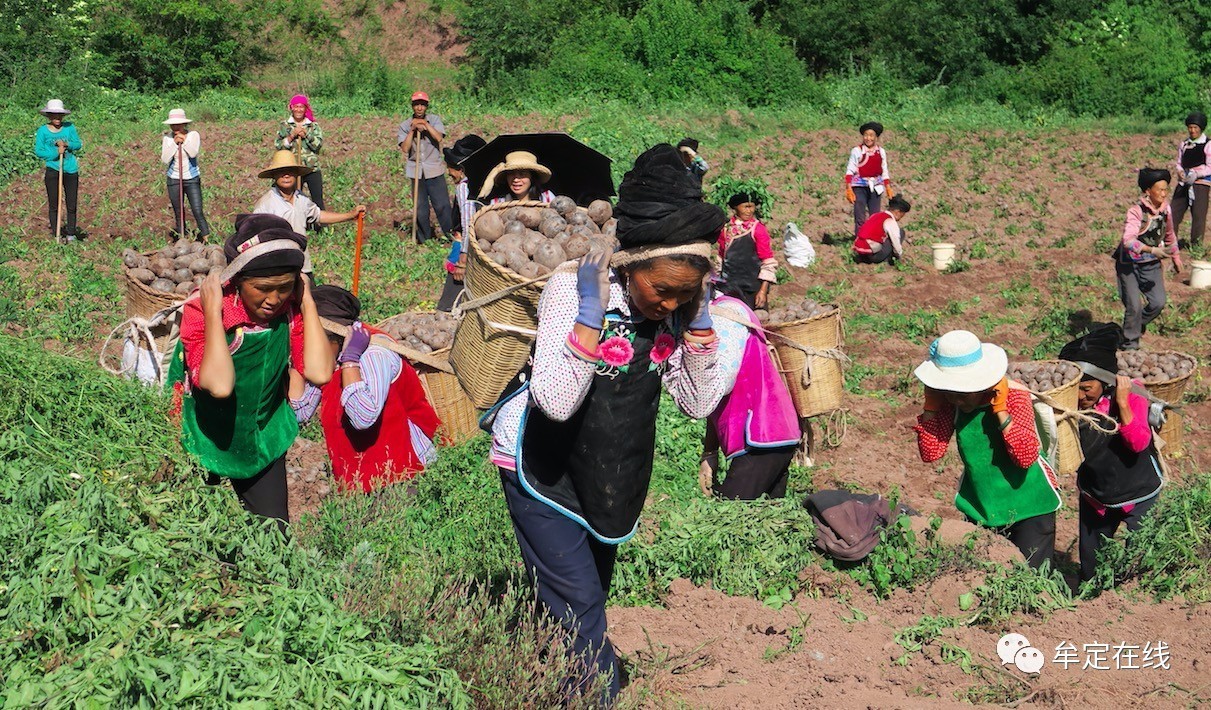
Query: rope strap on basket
[
  {"left": 1023, "top": 387, "right": 1120, "bottom": 435},
  {"left": 710, "top": 307, "right": 851, "bottom": 387}
]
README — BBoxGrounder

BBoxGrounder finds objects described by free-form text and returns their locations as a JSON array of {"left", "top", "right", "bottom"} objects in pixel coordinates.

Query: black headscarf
[
  {"left": 859, "top": 121, "right": 884, "bottom": 136},
  {"left": 224, "top": 214, "right": 307, "bottom": 277},
  {"left": 311, "top": 285, "right": 361, "bottom": 326},
  {"left": 613, "top": 143, "right": 726, "bottom": 249},
  {"left": 1186, "top": 112, "right": 1207, "bottom": 130},
  {"left": 728, "top": 192, "right": 756, "bottom": 209},
  {"left": 676, "top": 137, "right": 699, "bottom": 152},
  {"left": 1137, "top": 167, "right": 1172, "bottom": 193},
  {"left": 1059, "top": 323, "right": 1121, "bottom": 380}
]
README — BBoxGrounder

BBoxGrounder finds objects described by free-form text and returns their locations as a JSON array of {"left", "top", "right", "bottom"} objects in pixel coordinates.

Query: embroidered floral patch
[{"left": 599, "top": 336, "right": 634, "bottom": 368}]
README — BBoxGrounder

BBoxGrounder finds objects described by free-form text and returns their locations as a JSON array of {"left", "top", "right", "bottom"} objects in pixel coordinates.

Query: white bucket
[
  {"left": 1191, "top": 260, "right": 1211, "bottom": 289},
  {"left": 932, "top": 243, "right": 957, "bottom": 271}
]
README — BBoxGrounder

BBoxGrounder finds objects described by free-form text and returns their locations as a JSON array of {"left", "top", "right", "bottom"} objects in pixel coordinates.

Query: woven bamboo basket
[
  {"left": 123, "top": 251, "right": 183, "bottom": 320},
  {"left": 376, "top": 312, "right": 480, "bottom": 444},
  {"left": 1010, "top": 360, "right": 1082, "bottom": 475},
  {"left": 766, "top": 307, "right": 845, "bottom": 418},
  {"left": 449, "top": 200, "right": 549, "bottom": 408},
  {"left": 1125, "top": 351, "right": 1197, "bottom": 458}
]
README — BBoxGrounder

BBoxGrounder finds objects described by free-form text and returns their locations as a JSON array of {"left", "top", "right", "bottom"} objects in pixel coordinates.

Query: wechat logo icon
[{"left": 997, "top": 633, "right": 1045, "bottom": 674}]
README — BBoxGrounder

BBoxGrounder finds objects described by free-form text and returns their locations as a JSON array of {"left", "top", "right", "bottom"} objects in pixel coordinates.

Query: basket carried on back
[
  {"left": 123, "top": 251, "right": 182, "bottom": 320},
  {"left": 449, "top": 201, "right": 549, "bottom": 409},
  {"left": 1010, "top": 360, "right": 1082, "bottom": 475},
  {"left": 1125, "top": 351, "right": 1197, "bottom": 458},
  {"left": 766, "top": 307, "right": 845, "bottom": 419}
]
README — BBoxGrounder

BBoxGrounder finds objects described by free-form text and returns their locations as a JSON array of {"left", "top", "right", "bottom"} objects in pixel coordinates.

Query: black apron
[
  {"left": 518, "top": 314, "right": 664, "bottom": 543},
  {"left": 720, "top": 230, "right": 760, "bottom": 303},
  {"left": 1077, "top": 402, "right": 1163, "bottom": 506},
  {"left": 1181, "top": 141, "right": 1207, "bottom": 171}
]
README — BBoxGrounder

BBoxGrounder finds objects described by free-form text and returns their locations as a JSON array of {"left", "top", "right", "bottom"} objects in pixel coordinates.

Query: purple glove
[
  {"left": 575, "top": 249, "right": 611, "bottom": 329},
  {"left": 338, "top": 321, "right": 371, "bottom": 364},
  {"left": 688, "top": 282, "right": 713, "bottom": 331}
]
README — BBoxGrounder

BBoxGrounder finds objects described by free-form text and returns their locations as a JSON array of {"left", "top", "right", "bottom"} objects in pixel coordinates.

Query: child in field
[
  {"left": 170, "top": 215, "right": 334, "bottom": 522},
  {"left": 1057, "top": 324, "right": 1163, "bottom": 583},
  {"left": 160, "top": 108, "right": 211, "bottom": 241},
  {"left": 437, "top": 134, "right": 487, "bottom": 312},
  {"left": 913, "top": 330, "right": 1061, "bottom": 569},
  {"left": 717, "top": 192, "right": 777, "bottom": 309},
  {"left": 853, "top": 195, "right": 911, "bottom": 264},
  {"left": 33, "top": 99, "right": 83, "bottom": 243},
  {"left": 844, "top": 121, "right": 893, "bottom": 236},
  {"left": 1116, "top": 168, "right": 1183, "bottom": 350},
  {"left": 1171, "top": 111, "right": 1209, "bottom": 248}
]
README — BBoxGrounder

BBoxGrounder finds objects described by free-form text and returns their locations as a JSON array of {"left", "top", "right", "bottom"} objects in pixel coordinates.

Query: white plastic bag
[{"left": 783, "top": 222, "right": 816, "bottom": 268}]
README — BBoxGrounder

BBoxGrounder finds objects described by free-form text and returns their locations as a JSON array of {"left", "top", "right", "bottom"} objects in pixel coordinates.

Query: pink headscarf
[{"left": 288, "top": 94, "right": 314, "bottom": 122}]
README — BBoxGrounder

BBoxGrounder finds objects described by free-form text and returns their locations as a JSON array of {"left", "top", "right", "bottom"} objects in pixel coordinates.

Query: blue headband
[{"left": 929, "top": 339, "right": 984, "bottom": 368}]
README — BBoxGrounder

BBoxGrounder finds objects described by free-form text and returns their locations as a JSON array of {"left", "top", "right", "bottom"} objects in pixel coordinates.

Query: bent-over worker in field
[
  {"left": 169, "top": 216, "right": 334, "bottom": 523},
  {"left": 478, "top": 150, "right": 556, "bottom": 204},
  {"left": 852, "top": 195, "right": 911, "bottom": 265},
  {"left": 485, "top": 144, "right": 725, "bottom": 705},
  {"left": 398, "top": 90, "right": 453, "bottom": 244},
  {"left": 1116, "top": 168, "right": 1183, "bottom": 350},
  {"left": 716, "top": 191, "right": 777, "bottom": 309},
  {"left": 289, "top": 285, "right": 443, "bottom": 493},
  {"left": 1058, "top": 324, "right": 1163, "bottom": 584},
  {"left": 252, "top": 150, "right": 365, "bottom": 240},
  {"left": 913, "top": 330, "right": 1061, "bottom": 569},
  {"left": 698, "top": 293, "right": 800, "bottom": 500}
]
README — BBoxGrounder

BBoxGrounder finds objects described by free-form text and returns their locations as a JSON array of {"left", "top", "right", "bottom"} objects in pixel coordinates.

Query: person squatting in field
[
  {"left": 169, "top": 215, "right": 334, "bottom": 524},
  {"left": 852, "top": 195, "right": 911, "bottom": 265},
  {"left": 160, "top": 108, "right": 211, "bottom": 241},
  {"left": 1171, "top": 111, "right": 1209, "bottom": 248},
  {"left": 485, "top": 144, "right": 726, "bottom": 705},
  {"left": 1057, "top": 324, "right": 1164, "bottom": 584},
  {"left": 698, "top": 293, "right": 800, "bottom": 500},
  {"left": 33, "top": 99, "right": 83, "bottom": 243},
  {"left": 289, "top": 285, "right": 444, "bottom": 494},
  {"left": 844, "top": 121, "right": 893, "bottom": 236},
  {"left": 716, "top": 191, "right": 778, "bottom": 310},
  {"left": 1116, "top": 168, "right": 1183, "bottom": 350},
  {"left": 913, "top": 330, "right": 1062, "bottom": 569}
]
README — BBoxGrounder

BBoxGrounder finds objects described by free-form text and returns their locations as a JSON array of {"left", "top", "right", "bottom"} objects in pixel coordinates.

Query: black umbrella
[{"left": 462, "top": 132, "right": 615, "bottom": 206}]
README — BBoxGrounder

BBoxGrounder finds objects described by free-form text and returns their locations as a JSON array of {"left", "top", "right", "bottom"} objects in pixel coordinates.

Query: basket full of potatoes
[{"left": 122, "top": 241, "right": 225, "bottom": 319}]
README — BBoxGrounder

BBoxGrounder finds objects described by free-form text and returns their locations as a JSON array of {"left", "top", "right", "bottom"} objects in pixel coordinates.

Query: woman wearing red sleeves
[
  {"left": 912, "top": 330, "right": 1061, "bottom": 569},
  {"left": 717, "top": 192, "right": 777, "bottom": 309}
]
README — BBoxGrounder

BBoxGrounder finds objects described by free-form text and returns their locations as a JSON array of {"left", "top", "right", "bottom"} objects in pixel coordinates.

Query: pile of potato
[
  {"left": 1117, "top": 351, "right": 1195, "bottom": 383},
  {"left": 378, "top": 311, "right": 459, "bottom": 354},
  {"left": 124, "top": 241, "right": 225, "bottom": 296},
  {"left": 1009, "top": 361, "right": 1080, "bottom": 392},
  {"left": 474, "top": 196, "right": 619, "bottom": 278},
  {"left": 756, "top": 299, "right": 836, "bottom": 325}
]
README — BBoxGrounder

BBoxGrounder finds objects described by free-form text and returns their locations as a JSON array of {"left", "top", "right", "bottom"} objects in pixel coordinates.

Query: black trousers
[
  {"left": 412, "top": 175, "right": 453, "bottom": 243},
  {"left": 208, "top": 455, "right": 289, "bottom": 524},
  {"left": 167, "top": 177, "right": 211, "bottom": 239},
  {"left": 715, "top": 447, "right": 795, "bottom": 500},
  {"left": 44, "top": 167, "right": 79, "bottom": 236},
  {"left": 1078, "top": 494, "right": 1159, "bottom": 582},
  {"left": 499, "top": 469, "right": 620, "bottom": 705},
  {"left": 995, "top": 511, "right": 1056, "bottom": 569},
  {"left": 1171, "top": 183, "right": 1208, "bottom": 247},
  {"left": 301, "top": 170, "right": 325, "bottom": 211},
  {"left": 854, "top": 236, "right": 895, "bottom": 264},
  {"left": 852, "top": 185, "right": 882, "bottom": 235},
  {"left": 435, "top": 273, "right": 464, "bottom": 312}
]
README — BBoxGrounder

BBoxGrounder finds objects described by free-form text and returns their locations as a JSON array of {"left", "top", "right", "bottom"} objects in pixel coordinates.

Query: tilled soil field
[{"left": 1, "top": 115, "right": 1207, "bottom": 708}]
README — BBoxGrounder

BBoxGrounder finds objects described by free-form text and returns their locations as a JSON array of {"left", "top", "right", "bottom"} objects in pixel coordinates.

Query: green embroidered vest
[{"left": 953, "top": 407, "right": 1061, "bottom": 527}]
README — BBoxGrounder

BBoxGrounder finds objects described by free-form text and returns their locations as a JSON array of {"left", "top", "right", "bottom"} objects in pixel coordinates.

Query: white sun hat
[
  {"left": 39, "top": 99, "right": 70, "bottom": 116},
  {"left": 913, "top": 330, "right": 1008, "bottom": 393},
  {"left": 162, "top": 108, "right": 192, "bottom": 125}
]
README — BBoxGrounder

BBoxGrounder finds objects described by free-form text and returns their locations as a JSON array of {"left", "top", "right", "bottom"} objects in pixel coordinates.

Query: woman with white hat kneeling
[{"left": 912, "top": 330, "right": 1061, "bottom": 569}]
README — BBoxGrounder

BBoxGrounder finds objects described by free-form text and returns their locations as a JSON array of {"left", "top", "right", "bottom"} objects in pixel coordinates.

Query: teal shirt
[{"left": 34, "top": 123, "right": 82, "bottom": 173}]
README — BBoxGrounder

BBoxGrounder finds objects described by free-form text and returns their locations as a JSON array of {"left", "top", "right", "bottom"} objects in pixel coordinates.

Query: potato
[
  {"left": 495, "top": 234, "right": 525, "bottom": 254},
  {"left": 173, "top": 268, "right": 193, "bottom": 283},
  {"left": 587, "top": 200, "right": 613, "bottom": 225},
  {"left": 566, "top": 210, "right": 590, "bottom": 227},
  {"left": 122, "top": 251, "right": 142, "bottom": 268},
  {"left": 539, "top": 208, "right": 561, "bottom": 223},
  {"left": 190, "top": 258, "right": 211, "bottom": 274},
  {"left": 602, "top": 218, "right": 618, "bottom": 238},
  {"left": 129, "top": 268, "right": 156, "bottom": 284},
  {"left": 564, "top": 234, "right": 591, "bottom": 260},
  {"left": 570, "top": 225, "right": 596, "bottom": 240},
  {"left": 522, "top": 230, "right": 545, "bottom": 257},
  {"left": 174, "top": 281, "right": 195, "bottom": 296},
  {"left": 534, "top": 241, "right": 568, "bottom": 270},
  {"left": 503, "top": 220, "right": 526, "bottom": 237},
  {"left": 540, "top": 216, "right": 568, "bottom": 238},
  {"left": 153, "top": 262, "right": 176, "bottom": 279},
  {"left": 517, "top": 261, "right": 541, "bottom": 279},
  {"left": 501, "top": 207, "right": 521, "bottom": 223},
  {"left": 209, "top": 251, "right": 226, "bottom": 268},
  {"left": 151, "top": 278, "right": 176, "bottom": 293},
  {"left": 475, "top": 211, "right": 505, "bottom": 242},
  {"left": 478, "top": 239, "right": 492, "bottom": 252},
  {"left": 517, "top": 207, "right": 543, "bottom": 229},
  {"left": 552, "top": 195, "right": 576, "bottom": 216}
]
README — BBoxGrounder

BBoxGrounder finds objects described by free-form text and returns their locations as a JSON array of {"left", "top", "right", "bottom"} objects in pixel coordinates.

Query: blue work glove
[
  {"left": 688, "top": 282, "right": 713, "bottom": 331},
  {"left": 575, "top": 249, "right": 612, "bottom": 329},
  {"left": 338, "top": 321, "right": 372, "bottom": 364},
  {"left": 446, "top": 240, "right": 462, "bottom": 265}
]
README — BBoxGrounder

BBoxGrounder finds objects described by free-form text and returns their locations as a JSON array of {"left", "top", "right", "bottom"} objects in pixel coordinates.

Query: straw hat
[
  {"left": 39, "top": 99, "right": 70, "bottom": 116},
  {"left": 913, "top": 330, "right": 1007, "bottom": 393},
  {"left": 162, "top": 108, "right": 192, "bottom": 125},
  {"left": 258, "top": 150, "right": 314, "bottom": 178},
  {"left": 478, "top": 151, "right": 552, "bottom": 198}
]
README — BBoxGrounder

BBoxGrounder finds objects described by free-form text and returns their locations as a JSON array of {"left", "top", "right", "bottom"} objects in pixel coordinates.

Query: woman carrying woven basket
[
  {"left": 168, "top": 215, "right": 333, "bottom": 524},
  {"left": 478, "top": 150, "right": 556, "bottom": 204},
  {"left": 717, "top": 192, "right": 777, "bottom": 309},
  {"left": 698, "top": 294, "right": 800, "bottom": 499},
  {"left": 485, "top": 144, "right": 726, "bottom": 704},
  {"left": 1058, "top": 324, "right": 1163, "bottom": 584},
  {"left": 288, "top": 286, "right": 443, "bottom": 493},
  {"left": 913, "top": 330, "right": 1062, "bottom": 569}
]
